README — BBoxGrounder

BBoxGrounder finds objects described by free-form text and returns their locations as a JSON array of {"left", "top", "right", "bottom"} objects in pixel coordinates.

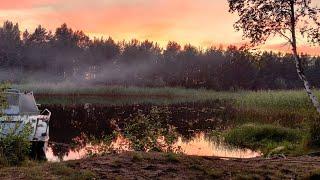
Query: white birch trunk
[
  {"left": 290, "top": 0, "right": 320, "bottom": 114},
  {"left": 292, "top": 52, "right": 320, "bottom": 113}
]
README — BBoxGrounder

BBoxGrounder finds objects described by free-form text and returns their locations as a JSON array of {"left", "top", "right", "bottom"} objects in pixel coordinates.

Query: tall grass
[
  {"left": 14, "top": 83, "right": 236, "bottom": 105},
  {"left": 14, "top": 83, "right": 320, "bottom": 114},
  {"left": 236, "top": 90, "right": 314, "bottom": 111}
]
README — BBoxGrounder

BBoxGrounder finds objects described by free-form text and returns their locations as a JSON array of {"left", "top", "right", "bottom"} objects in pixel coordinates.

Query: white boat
[{"left": 0, "top": 89, "right": 51, "bottom": 143}]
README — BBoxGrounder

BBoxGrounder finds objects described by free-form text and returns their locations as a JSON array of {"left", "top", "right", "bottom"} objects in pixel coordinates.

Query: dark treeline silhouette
[{"left": 1, "top": 21, "right": 320, "bottom": 90}]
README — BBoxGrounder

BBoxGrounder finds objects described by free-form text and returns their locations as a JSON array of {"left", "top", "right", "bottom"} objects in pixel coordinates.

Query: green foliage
[
  {"left": 123, "top": 106, "right": 179, "bottom": 152},
  {"left": 0, "top": 124, "right": 32, "bottom": 166},
  {"left": 85, "top": 131, "right": 118, "bottom": 157},
  {"left": 223, "top": 123, "right": 303, "bottom": 154}
]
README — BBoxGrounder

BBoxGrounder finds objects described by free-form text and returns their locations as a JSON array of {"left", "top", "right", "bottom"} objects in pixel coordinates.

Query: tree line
[{"left": 1, "top": 21, "right": 320, "bottom": 90}]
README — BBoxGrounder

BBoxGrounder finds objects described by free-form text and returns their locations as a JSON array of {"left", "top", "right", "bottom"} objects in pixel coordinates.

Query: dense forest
[{"left": 1, "top": 21, "right": 320, "bottom": 90}]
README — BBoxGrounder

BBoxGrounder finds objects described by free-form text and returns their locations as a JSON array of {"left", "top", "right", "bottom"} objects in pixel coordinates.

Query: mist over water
[{"left": 2, "top": 59, "right": 159, "bottom": 87}]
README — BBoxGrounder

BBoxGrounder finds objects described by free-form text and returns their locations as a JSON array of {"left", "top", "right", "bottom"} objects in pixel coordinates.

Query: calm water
[
  {"left": 41, "top": 101, "right": 261, "bottom": 161},
  {"left": 45, "top": 133, "right": 260, "bottom": 162}
]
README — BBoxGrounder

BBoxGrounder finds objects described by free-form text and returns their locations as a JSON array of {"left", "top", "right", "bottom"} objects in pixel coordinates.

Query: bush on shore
[
  {"left": 0, "top": 125, "right": 32, "bottom": 166},
  {"left": 223, "top": 123, "right": 303, "bottom": 154}
]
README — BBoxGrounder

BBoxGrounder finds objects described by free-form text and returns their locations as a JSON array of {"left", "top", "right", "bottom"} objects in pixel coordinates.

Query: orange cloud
[
  {"left": 262, "top": 43, "right": 320, "bottom": 56},
  {"left": 0, "top": 0, "right": 320, "bottom": 55},
  {"left": 0, "top": 0, "right": 56, "bottom": 9}
]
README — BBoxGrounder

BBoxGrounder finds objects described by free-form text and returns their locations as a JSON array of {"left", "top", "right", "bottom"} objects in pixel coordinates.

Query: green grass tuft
[
  {"left": 223, "top": 123, "right": 304, "bottom": 154},
  {"left": 164, "top": 153, "right": 180, "bottom": 163}
]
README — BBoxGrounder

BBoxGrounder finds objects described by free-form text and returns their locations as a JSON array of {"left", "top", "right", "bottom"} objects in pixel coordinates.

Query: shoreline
[{"left": 2, "top": 152, "right": 320, "bottom": 179}]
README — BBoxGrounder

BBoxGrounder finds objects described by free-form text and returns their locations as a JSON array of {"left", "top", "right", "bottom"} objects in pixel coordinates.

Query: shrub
[
  {"left": 123, "top": 107, "right": 178, "bottom": 152},
  {"left": 0, "top": 124, "right": 32, "bottom": 166},
  {"left": 223, "top": 123, "right": 302, "bottom": 153}
]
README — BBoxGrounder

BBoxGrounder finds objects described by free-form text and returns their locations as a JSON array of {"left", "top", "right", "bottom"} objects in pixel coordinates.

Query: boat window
[
  {"left": 3, "top": 93, "right": 20, "bottom": 115},
  {"left": 2, "top": 93, "right": 39, "bottom": 115},
  {"left": 19, "top": 94, "right": 39, "bottom": 115}
]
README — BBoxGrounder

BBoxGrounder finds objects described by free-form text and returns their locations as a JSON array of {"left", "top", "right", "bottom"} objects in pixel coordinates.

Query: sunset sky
[{"left": 1, "top": 0, "right": 320, "bottom": 55}]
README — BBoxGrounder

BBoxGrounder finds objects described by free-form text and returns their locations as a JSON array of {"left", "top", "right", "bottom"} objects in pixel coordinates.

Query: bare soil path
[{"left": 2, "top": 152, "right": 320, "bottom": 179}]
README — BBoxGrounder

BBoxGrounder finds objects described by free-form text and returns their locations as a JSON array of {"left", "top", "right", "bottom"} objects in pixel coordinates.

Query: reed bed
[{"left": 14, "top": 83, "right": 320, "bottom": 115}]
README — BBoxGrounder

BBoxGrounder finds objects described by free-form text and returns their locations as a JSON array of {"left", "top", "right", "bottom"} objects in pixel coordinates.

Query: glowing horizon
[{"left": 1, "top": 0, "right": 320, "bottom": 55}]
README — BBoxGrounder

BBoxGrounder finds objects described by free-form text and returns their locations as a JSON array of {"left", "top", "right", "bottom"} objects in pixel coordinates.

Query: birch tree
[{"left": 228, "top": 0, "right": 320, "bottom": 113}]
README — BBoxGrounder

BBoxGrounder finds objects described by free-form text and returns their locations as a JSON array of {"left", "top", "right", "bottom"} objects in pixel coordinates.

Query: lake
[{"left": 39, "top": 100, "right": 261, "bottom": 161}]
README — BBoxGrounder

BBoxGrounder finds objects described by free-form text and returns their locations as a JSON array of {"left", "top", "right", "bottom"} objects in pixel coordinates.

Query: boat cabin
[{"left": 0, "top": 89, "right": 51, "bottom": 142}]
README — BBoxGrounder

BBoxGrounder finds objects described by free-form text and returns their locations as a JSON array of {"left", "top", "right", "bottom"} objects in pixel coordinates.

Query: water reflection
[
  {"left": 175, "top": 133, "right": 259, "bottom": 158},
  {"left": 46, "top": 133, "right": 260, "bottom": 162},
  {"left": 41, "top": 102, "right": 260, "bottom": 161}
]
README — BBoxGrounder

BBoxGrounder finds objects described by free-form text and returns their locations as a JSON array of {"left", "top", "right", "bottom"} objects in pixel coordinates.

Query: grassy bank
[
  {"left": 14, "top": 83, "right": 236, "bottom": 105},
  {"left": 0, "top": 160, "right": 96, "bottom": 180},
  {"left": 15, "top": 84, "right": 320, "bottom": 122},
  {"left": 223, "top": 123, "right": 306, "bottom": 155},
  {"left": 14, "top": 83, "right": 320, "bottom": 123},
  {"left": 13, "top": 83, "right": 320, "bottom": 108}
]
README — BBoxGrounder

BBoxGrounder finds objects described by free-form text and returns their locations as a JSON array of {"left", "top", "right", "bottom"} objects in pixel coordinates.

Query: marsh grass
[
  {"left": 14, "top": 84, "right": 236, "bottom": 105},
  {"left": 223, "top": 123, "right": 304, "bottom": 154},
  {"left": 15, "top": 84, "right": 320, "bottom": 113}
]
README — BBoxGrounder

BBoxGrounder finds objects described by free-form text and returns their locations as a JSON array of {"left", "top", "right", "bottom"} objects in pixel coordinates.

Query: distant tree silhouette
[
  {"left": 0, "top": 21, "right": 21, "bottom": 68},
  {"left": 0, "top": 20, "right": 320, "bottom": 90},
  {"left": 217, "top": 46, "right": 257, "bottom": 90}
]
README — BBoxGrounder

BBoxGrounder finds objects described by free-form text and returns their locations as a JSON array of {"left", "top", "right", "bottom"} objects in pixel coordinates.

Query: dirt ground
[{"left": 2, "top": 152, "right": 320, "bottom": 179}]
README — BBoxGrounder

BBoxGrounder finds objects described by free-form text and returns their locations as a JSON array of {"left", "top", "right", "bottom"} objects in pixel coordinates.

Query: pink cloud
[
  {"left": 0, "top": 0, "right": 56, "bottom": 9},
  {"left": 2, "top": 0, "right": 319, "bottom": 55},
  {"left": 262, "top": 44, "right": 320, "bottom": 56},
  {"left": 34, "top": 0, "right": 193, "bottom": 30}
]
